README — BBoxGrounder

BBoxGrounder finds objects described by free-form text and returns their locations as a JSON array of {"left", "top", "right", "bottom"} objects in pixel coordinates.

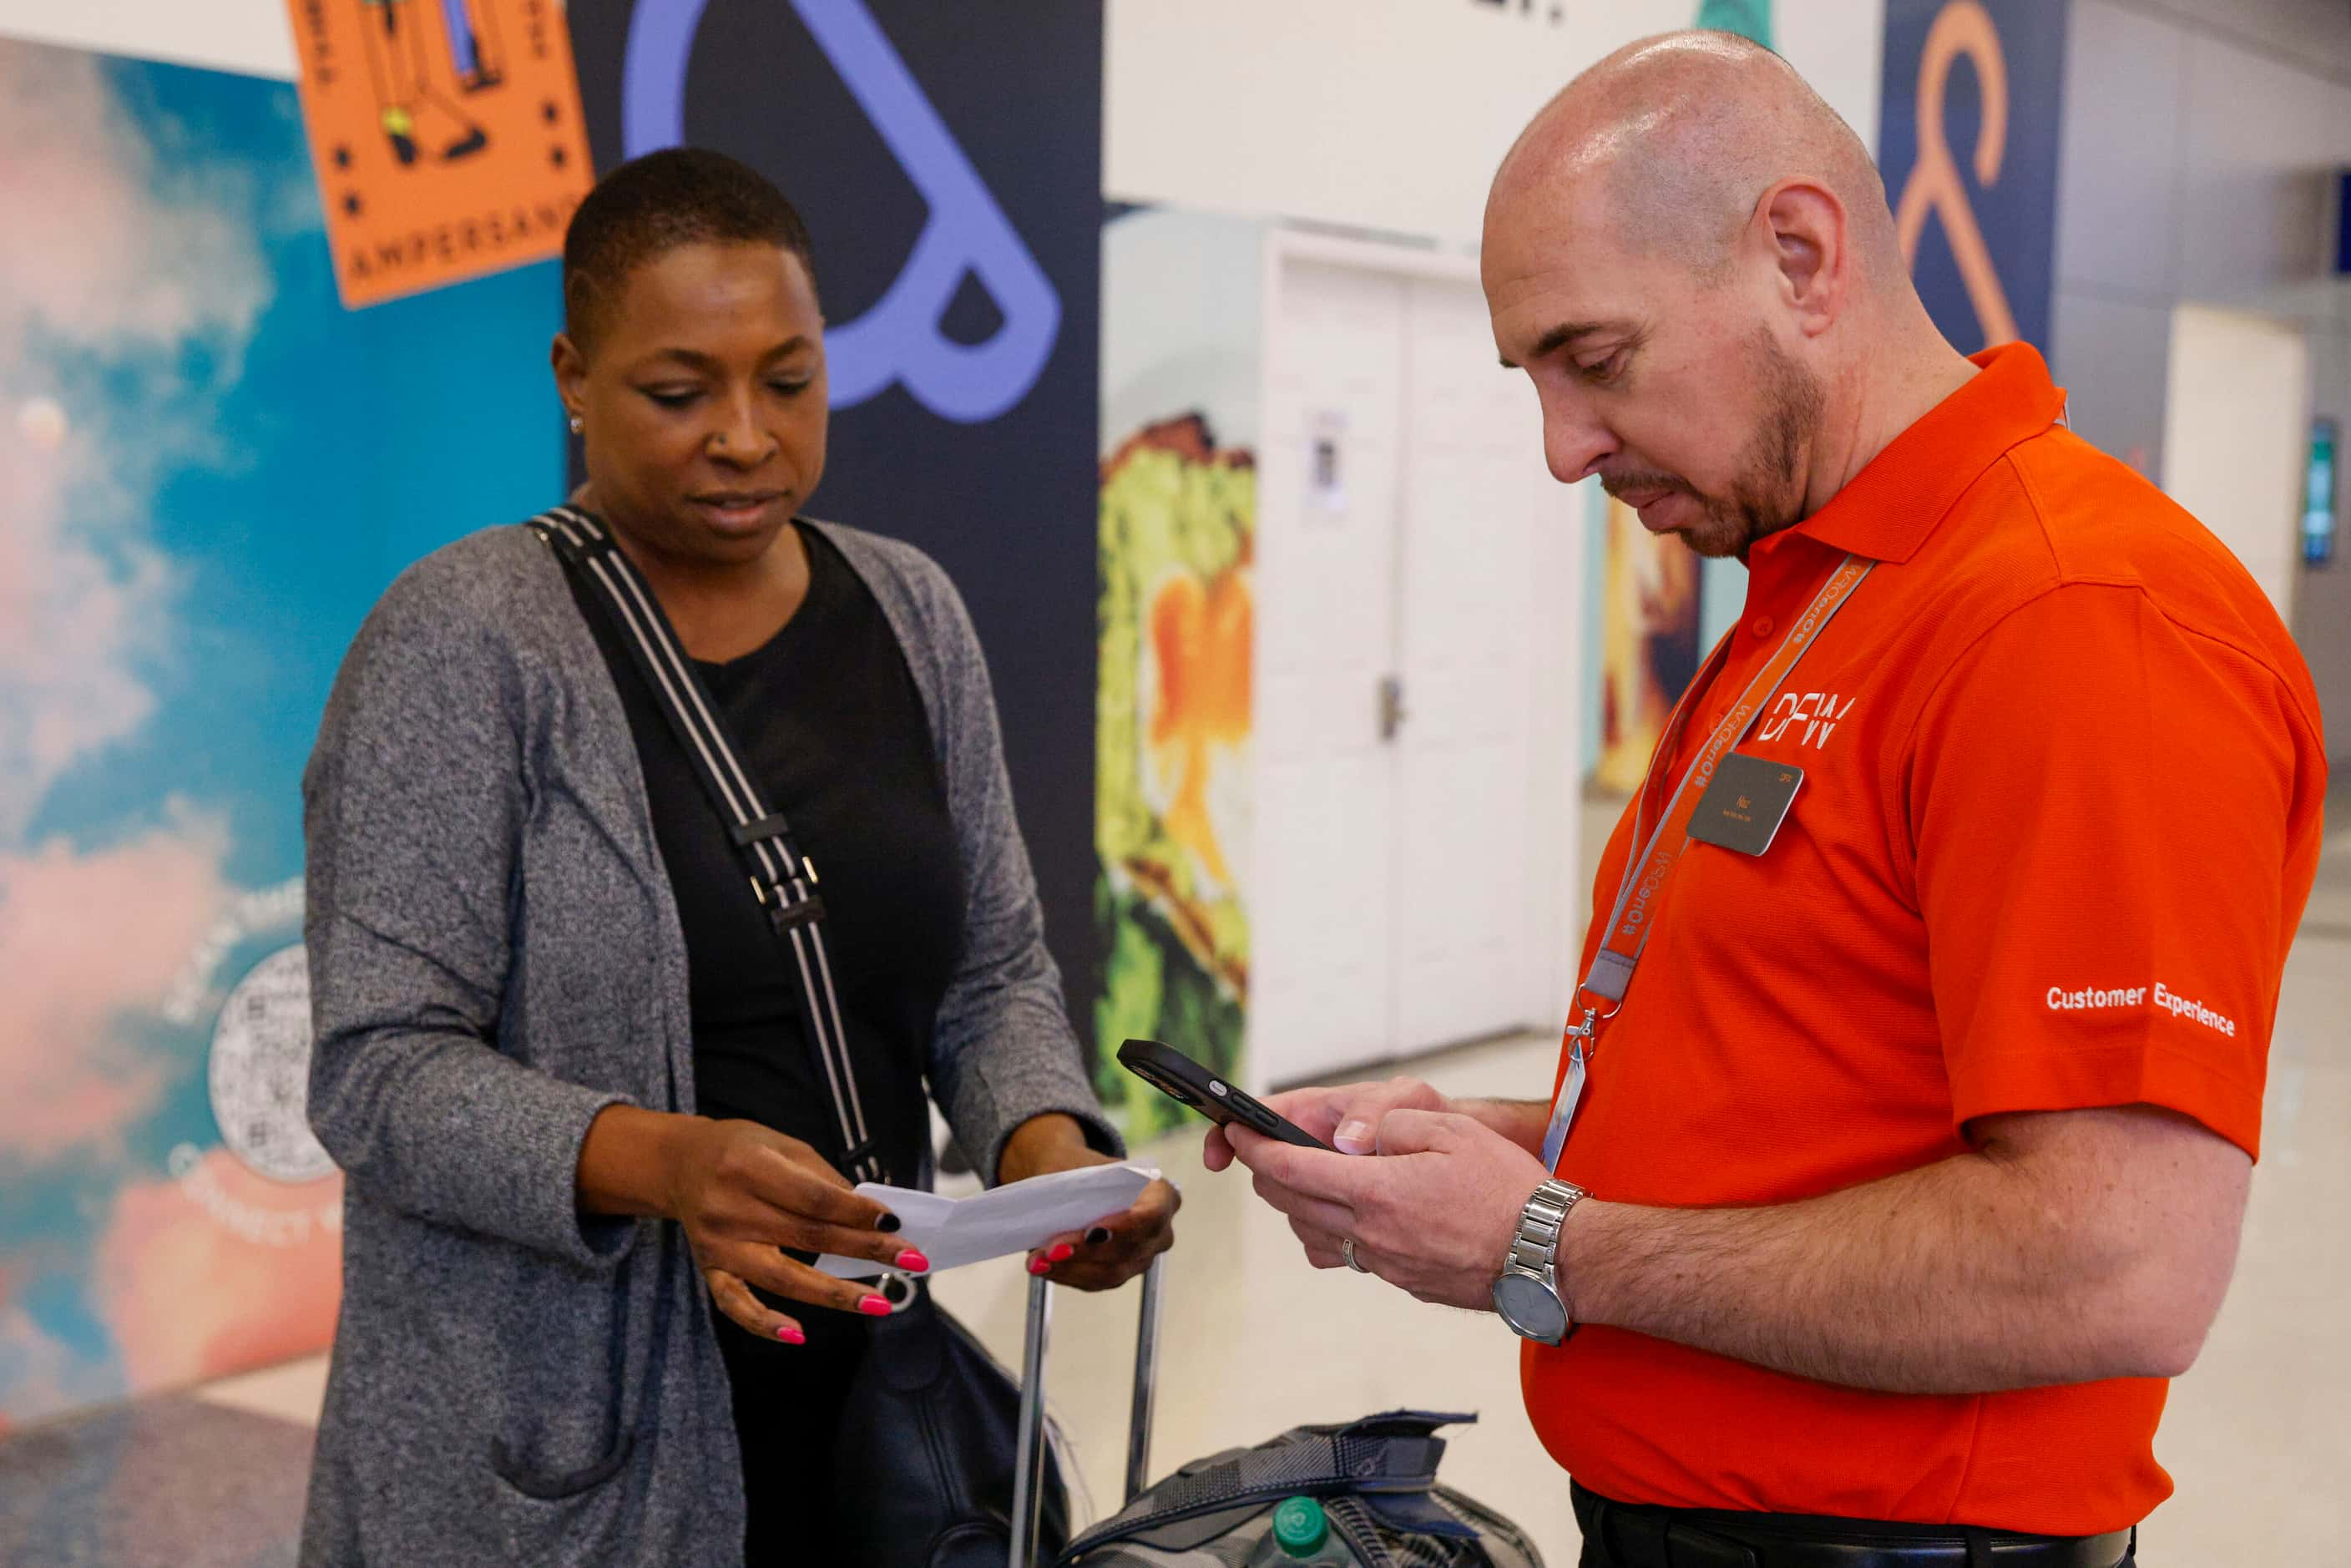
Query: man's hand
[
  {"left": 1202, "top": 1076, "right": 1452, "bottom": 1169},
  {"left": 1221, "top": 1108, "right": 1551, "bottom": 1310}
]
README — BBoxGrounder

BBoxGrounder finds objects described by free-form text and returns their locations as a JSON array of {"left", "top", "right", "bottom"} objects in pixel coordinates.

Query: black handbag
[
  {"left": 528, "top": 506, "right": 1071, "bottom": 1564},
  {"left": 835, "top": 1288, "right": 1073, "bottom": 1565}
]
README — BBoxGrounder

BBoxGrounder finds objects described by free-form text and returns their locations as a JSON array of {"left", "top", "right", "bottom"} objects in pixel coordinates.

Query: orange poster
[{"left": 286, "top": 0, "right": 594, "bottom": 307}]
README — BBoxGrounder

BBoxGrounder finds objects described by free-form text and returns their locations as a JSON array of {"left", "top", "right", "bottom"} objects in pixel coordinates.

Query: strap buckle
[
  {"left": 728, "top": 813, "right": 795, "bottom": 850},
  {"left": 751, "top": 878, "right": 826, "bottom": 931}
]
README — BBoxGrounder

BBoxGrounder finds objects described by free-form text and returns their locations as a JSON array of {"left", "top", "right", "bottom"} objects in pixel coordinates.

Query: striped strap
[{"left": 528, "top": 507, "right": 883, "bottom": 1186}]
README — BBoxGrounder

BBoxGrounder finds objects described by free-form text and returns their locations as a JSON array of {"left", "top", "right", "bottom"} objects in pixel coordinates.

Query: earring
[{"left": 568, "top": 414, "right": 583, "bottom": 434}]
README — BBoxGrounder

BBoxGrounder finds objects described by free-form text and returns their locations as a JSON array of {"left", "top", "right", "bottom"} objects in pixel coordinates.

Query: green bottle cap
[{"left": 1272, "top": 1496, "right": 1328, "bottom": 1556}]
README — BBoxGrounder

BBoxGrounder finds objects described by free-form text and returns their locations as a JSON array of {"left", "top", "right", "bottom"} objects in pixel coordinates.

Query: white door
[
  {"left": 1253, "top": 244, "right": 1573, "bottom": 1088},
  {"left": 1389, "top": 278, "right": 1550, "bottom": 1050},
  {"left": 1254, "top": 260, "right": 1408, "bottom": 1079}
]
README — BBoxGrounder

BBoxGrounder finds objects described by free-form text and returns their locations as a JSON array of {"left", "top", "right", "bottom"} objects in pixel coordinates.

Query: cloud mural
[
  {"left": 0, "top": 27, "right": 568, "bottom": 1427},
  {"left": 0, "top": 43, "right": 272, "bottom": 1166},
  {"left": 0, "top": 820, "right": 230, "bottom": 1161},
  {"left": 0, "top": 38, "right": 339, "bottom": 1425}
]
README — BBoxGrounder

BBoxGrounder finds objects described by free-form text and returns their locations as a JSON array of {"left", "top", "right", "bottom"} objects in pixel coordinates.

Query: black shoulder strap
[{"left": 527, "top": 508, "right": 885, "bottom": 1185}]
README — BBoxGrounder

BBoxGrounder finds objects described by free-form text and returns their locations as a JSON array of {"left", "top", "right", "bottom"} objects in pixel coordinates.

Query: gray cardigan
[{"left": 298, "top": 518, "right": 1118, "bottom": 1566}]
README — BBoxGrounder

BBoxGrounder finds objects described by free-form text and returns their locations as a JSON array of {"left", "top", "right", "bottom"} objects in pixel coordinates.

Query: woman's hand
[
  {"left": 577, "top": 1106, "right": 927, "bottom": 1343},
  {"left": 997, "top": 1113, "right": 1179, "bottom": 1292},
  {"left": 668, "top": 1118, "right": 933, "bottom": 1342}
]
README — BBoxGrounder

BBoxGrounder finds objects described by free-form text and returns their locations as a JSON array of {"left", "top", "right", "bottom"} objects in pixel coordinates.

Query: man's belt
[{"left": 1572, "top": 1484, "right": 2135, "bottom": 1568}]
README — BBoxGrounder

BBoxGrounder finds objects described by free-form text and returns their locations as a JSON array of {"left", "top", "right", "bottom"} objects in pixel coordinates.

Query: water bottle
[{"left": 1247, "top": 1496, "right": 1360, "bottom": 1565}]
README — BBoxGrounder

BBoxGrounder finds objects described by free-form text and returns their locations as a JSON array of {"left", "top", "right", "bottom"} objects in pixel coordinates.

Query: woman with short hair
[{"left": 299, "top": 147, "right": 1176, "bottom": 1566}]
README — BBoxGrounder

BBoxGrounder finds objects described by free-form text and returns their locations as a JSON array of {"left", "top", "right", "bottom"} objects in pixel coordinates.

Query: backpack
[{"left": 1059, "top": 1411, "right": 1546, "bottom": 1568}]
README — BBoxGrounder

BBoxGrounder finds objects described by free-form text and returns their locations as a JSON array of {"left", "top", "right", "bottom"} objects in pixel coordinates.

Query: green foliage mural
[{"left": 1094, "top": 416, "right": 1255, "bottom": 1141}]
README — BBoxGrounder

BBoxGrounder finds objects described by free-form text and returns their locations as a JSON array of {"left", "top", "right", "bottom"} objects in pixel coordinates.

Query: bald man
[{"left": 1212, "top": 31, "right": 2325, "bottom": 1568}]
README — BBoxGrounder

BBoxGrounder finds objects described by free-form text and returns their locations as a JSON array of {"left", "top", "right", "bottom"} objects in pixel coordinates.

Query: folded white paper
[{"left": 814, "top": 1162, "right": 1160, "bottom": 1279}]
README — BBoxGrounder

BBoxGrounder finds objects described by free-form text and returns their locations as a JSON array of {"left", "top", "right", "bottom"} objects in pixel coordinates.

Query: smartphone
[{"left": 1117, "top": 1038, "right": 1330, "bottom": 1150}]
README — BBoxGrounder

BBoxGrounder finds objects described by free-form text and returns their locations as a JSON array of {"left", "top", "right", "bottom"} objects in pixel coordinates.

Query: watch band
[{"left": 1504, "top": 1178, "right": 1587, "bottom": 1309}]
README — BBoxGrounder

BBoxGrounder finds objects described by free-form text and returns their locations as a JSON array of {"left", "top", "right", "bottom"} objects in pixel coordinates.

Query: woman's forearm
[
  {"left": 576, "top": 1104, "right": 693, "bottom": 1218},
  {"left": 997, "top": 1111, "right": 1095, "bottom": 1186}
]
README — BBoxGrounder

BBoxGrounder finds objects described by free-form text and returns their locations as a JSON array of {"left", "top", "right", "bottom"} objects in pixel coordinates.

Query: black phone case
[{"left": 1116, "top": 1039, "right": 1329, "bottom": 1150}]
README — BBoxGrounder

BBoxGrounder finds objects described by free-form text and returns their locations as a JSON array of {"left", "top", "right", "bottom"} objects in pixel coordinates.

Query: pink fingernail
[
  {"left": 776, "top": 1325, "right": 804, "bottom": 1344},
  {"left": 1048, "top": 1243, "right": 1074, "bottom": 1263},
  {"left": 897, "top": 1248, "right": 931, "bottom": 1272},
  {"left": 1029, "top": 1256, "right": 1050, "bottom": 1276},
  {"left": 858, "top": 1294, "right": 892, "bottom": 1316}
]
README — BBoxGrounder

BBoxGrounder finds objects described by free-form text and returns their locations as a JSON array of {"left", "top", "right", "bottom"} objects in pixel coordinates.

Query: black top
[
  {"left": 565, "top": 522, "right": 965, "bottom": 1186},
  {"left": 567, "top": 521, "right": 969, "bottom": 1560}
]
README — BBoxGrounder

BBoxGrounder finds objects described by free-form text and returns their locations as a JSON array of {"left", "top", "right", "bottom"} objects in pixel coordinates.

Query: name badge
[{"left": 1686, "top": 751, "right": 1803, "bottom": 857}]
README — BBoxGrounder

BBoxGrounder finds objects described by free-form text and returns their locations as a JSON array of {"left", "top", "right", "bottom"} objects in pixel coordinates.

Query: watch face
[{"left": 1492, "top": 1272, "right": 1569, "bottom": 1343}]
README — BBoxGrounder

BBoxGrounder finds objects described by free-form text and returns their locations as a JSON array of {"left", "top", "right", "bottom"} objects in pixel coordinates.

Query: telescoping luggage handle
[{"left": 1010, "top": 1255, "right": 1167, "bottom": 1566}]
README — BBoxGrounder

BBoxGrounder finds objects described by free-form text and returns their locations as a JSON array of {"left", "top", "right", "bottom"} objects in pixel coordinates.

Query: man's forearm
[
  {"left": 1563, "top": 1115, "right": 2232, "bottom": 1394},
  {"left": 1455, "top": 1097, "right": 1553, "bottom": 1158}
]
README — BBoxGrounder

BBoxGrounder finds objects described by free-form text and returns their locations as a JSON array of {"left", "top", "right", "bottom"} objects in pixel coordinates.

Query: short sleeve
[{"left": 1909, "top": 584, "right": 2305, "bottom": 1158}]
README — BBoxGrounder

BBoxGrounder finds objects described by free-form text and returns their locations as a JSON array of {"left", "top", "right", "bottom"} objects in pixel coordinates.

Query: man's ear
[{"left": 1757, "top": 179, "right": 1849, "bottom": 336}]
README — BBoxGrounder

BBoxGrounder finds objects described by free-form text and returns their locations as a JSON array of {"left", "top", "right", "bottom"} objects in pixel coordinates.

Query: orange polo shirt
[{"left": 1523, "top": 344, "right": 2328, "bottom": 1535}]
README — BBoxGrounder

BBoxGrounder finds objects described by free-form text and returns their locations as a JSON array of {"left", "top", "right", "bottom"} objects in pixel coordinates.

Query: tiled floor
[{"left": 6, "top": 796, "right": 2346, "bottom": 1565}]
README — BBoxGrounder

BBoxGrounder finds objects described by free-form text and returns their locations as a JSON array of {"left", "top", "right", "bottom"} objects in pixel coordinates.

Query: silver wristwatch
[{"left": 1491, "top": 1177, "right": 1588, "bottom": 1345}]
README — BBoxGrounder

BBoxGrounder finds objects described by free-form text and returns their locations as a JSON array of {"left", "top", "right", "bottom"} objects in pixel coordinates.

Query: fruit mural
[{"left": 1094, "top": 414, "right": 1256, "bottom": 1139}]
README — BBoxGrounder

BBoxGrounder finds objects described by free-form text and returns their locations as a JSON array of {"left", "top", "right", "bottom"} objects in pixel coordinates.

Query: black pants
[
  {"left": 1578, "top": 1535, "right": 2138, "bottom": 1568},
  {"left": 713, "top": 1297, "right": 873, "bottom": 1566},
  {"left": 1579, "top": 1539, "right": 2139, "bottom": 1568},
  {"left": 1574, "top": 1485, "right": 2137, "bottom": 1568}
]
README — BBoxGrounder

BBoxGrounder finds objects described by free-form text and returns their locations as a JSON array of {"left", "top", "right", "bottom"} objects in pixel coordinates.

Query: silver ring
[{"left": 1341, "top": 1237, "right": 1370, "bottom": 1273}]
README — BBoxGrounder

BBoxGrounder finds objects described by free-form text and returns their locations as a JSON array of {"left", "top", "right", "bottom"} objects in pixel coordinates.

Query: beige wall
[
  {"left": 1105, "top": 0, "right": 1884, "bottom": 249},
  {"left": 0, "top": 0, "right": 295, "bottom": 75},
  {"left": 2161, "top": 306, "right": 2312, "bottom": 618}
]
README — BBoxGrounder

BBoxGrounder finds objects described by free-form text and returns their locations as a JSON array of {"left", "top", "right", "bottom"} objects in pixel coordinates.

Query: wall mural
[
  {"left": 570, "top": 0, "right": 1109, "bottom": 1028},
  {"left": 1095, "top": 417, "right": 1255, "bottom": 1136},
  {"left": 1092, "top": 208, "right": 1260, "bottom": 1137},
  {"left": 1591, "top": 498, "right": 1705, "bottom": 793},
  {"left": 1878, "top": 0, "right": 2067, "bottom": 353},
  {"left": 0, "top": 35, "right": 562, "bottom": 1429}
]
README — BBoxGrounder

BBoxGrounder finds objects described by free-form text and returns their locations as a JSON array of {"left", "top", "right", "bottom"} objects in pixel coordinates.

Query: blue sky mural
[{"left": 0, "top": 33, "right": 562, "bottom": 1425}]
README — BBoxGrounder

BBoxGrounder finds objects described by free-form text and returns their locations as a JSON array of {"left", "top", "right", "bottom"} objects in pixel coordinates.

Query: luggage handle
[{"left": 1010, "top": 1253, "right": 1166, "bottom": 1565}]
